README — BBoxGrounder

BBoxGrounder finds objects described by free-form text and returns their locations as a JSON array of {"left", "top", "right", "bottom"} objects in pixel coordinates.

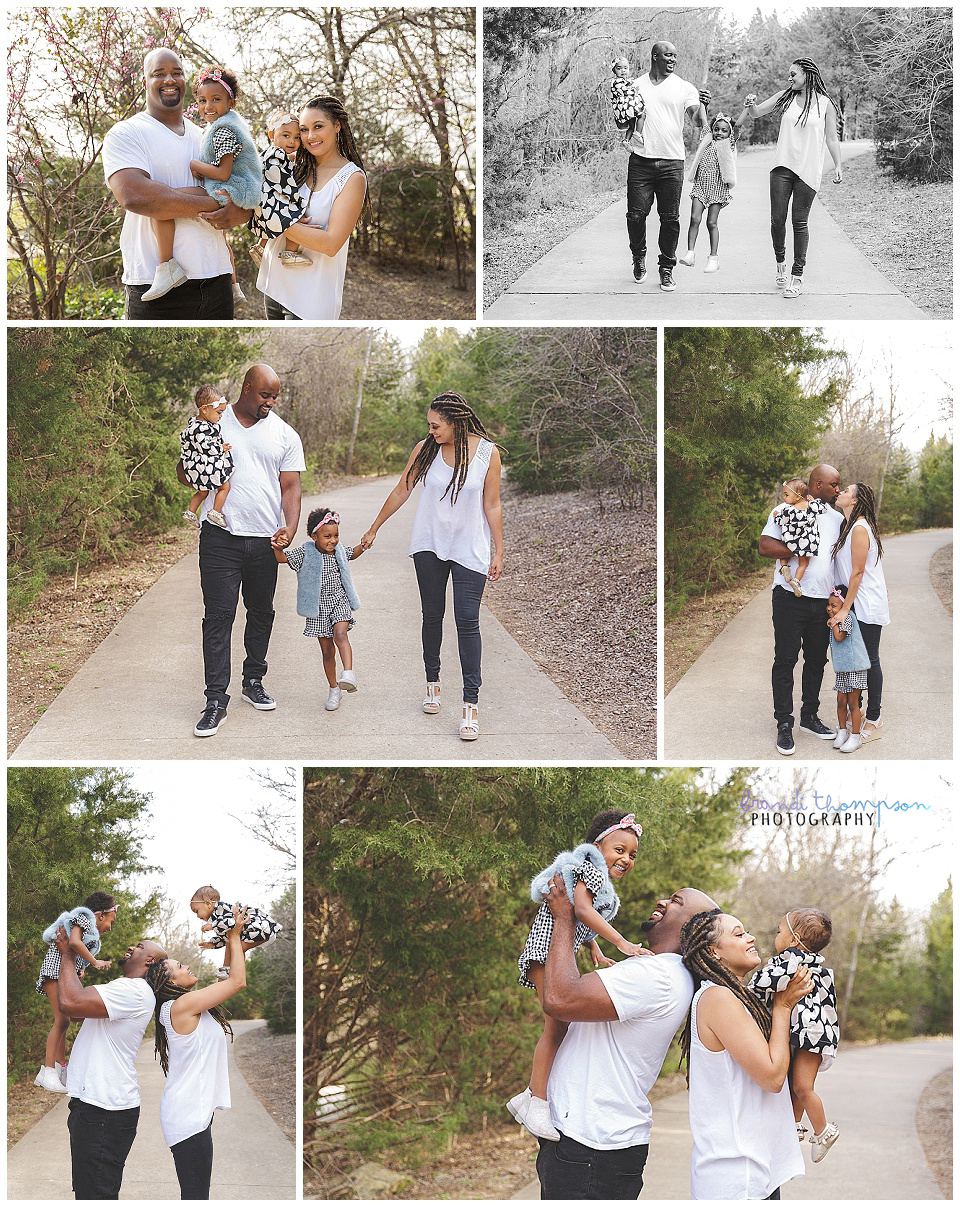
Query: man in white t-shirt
[
  {"left": 625, "top": 42, "right": 707, "bottom": 293},
  {"left": 536, "top": 877, "right": 718, "bottom": 1198},
  {"left": 759, "top": 463, "right": 843, "bottom": 756},
  {"left": 54, "top": 927, "right": 167, "bottom": 1199},
  {"left": 177, "top": 364, "right": 306, "bottom": 737},
  {"left": 102, "top": 48, "right": 252, "bottom": 320}
]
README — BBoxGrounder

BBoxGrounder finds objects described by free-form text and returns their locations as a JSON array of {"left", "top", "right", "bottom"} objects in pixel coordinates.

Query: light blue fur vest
[
  {"left": 295, "top": 541, "right": 360, "bottom": 616},
  {"left": 42, "top": 905, "right": 100, "bottom": 957},
  {"left": 529, "top": 843, "right": 619, "bottom": 919},
  {"left": 199, "top": 110, "right": 263, "bottom": 211},
  {"left": 830, "top": 611, "right": 870, "bottom": 673}
]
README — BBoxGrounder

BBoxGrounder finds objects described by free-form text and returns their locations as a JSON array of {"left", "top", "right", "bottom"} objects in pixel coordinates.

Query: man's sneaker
[
  {"left": 141, "top": 258, "right": 187, "bottom": 301},
  {"left": 338, "top": 669, "right": 358, "bottom": 693},
  {"left": 36, "top": 1066, "right": 68, "bottom": 1093},
  {"left": 242, "top": 681, "right": 276, "bottom": 710},
  {"left": 194, "top": 703, "right": 227, "bottom": 737},
  {"left": 800, "top": 716, "right": 835, "bottom": 739},
  {"left": 659, "top": 267, "right": 676, "bottom": 292},
  {"left": 810, "top": 1121, "right": 840, "bottom": 1162},
  {"left": 325, "top": 686, "right": 342, "bottom": 712},
  {"left": 776, "top": 723, "right": 795, "bottom": 756},
  {"left": 632, "top": 257, "right": 647, "bottom": 283}
]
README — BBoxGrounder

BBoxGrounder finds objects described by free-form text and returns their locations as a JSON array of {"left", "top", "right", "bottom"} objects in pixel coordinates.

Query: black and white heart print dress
[
  {"left": 749, "top": 946, "right": 839, "bottom": 1069},
  {"left": 179, "top": 417, "right": 234, "bottom": 491},
  {"left": 771, "top": 497, "right": 828, "bottom": 559},
  {"left": 248, "top": 145, "right": 307, "bottom": 242}
]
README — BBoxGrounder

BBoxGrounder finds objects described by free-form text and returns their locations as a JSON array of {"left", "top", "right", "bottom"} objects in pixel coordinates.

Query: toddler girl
[
  {"left": 35, "top": 891, "right": 116, "bottom": 1092},
  {"left": 610, "top": 57, "right": 645, "bottom": 145},
  {"left": 142, "top": 65, "right": 262, "bottom": 305},
  {"left": 274, "top": 507, "right": 365, "bottom": 712},
  {"left": 749, "top": 908, "right": 840, "bottom": 1161},
  {"left": 249, "top": 110, "right": 311, "bottom": 268},
  {"left": 826, "top": 588, "right": 871, "bottom": 753},
  {"left": 771, "top": 477, "right": 828, "bottom": 595},
  {"left": 508, "top": 810, "right": 646, "bottom": 1139},
  {"left": 190, "top": 885, "right": 283, "bottom": 978},
  {"left": 180, "top": 385, "right": 233, "bottom": 529},
  {"left": 677, "top": 110, "right": 743, "bottom": 273}
]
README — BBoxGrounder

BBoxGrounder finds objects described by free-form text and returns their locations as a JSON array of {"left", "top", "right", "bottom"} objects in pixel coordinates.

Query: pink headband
[
  {"left": 197, "top": 69, "right": 234, "bottom": 98},
  {"left": 829, "top": 588, "right": 845, "bottom": 600},
  {"left": 310, "top": 511, "right": 340, "bottom": 534},
  {"left": 595, "top": 813, "right": 643, "bottom": 844}
]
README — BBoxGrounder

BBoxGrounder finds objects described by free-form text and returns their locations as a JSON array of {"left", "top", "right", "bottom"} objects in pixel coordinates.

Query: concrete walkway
[
  {"left": 512, "top": 1037, "right": 951, "bottom": 1200},
  {"left": 664, "top": 529, "right": 952, "bottom": 760},
  {"left": 6, "top": 1020, "right": 295, "bottom": 1201},
  {"left": 11, "top": 476, "right": 622, "bottom": 760},
  {"left": 486, "top": 142, "right": 928, "bottom": 321}
]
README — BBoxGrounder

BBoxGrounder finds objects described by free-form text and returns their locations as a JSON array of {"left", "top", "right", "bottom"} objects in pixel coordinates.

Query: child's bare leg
[
  {"left": 794, "top": 555, "right": 809, "bottom": 583},
  {"left": 212, "top": 480, "right": 230, "bottom": 512},
  {"left": 43, "top": 981, "right": 70, "bottom": 1069},
  {"left": 790, "top": 1050, "right": 826, "bottom": 1134},
  {"left": 686, "top": 198, "right": 705, "bottom": 252},
  {"left": 318, "top": 636, "right": 338, "bottom": 687},
  {"left": 705, "top": 203, "right": 722, "bottom": 255},
  {"left": 835, "top": 692, "right": 849, "bottom": 732},
  {"left": 188, "top": 489, "right": 208, "bottom": 515},
  {"left": 331, "top": 621, "right": 353, "bottom": 672},
  {"left": 152, "top": 217, "right": 176, "bottom": 264},
  {"left": 847, "top": 690, "right": 862, "bottom": 733},
  {"left": 526, "top": 964, "right": 569, "bottom": 1099}
]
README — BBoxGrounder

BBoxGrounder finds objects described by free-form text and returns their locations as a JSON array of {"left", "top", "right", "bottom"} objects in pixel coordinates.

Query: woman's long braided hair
[
  {"left": 772, "top": 58, "right": 842, "bottom": 135},
  {"left": 294, "top": 95, "right": 365, "bottom": 185},
  {"left": 146, "top": 960, "right": 233, "bottom": 1076},
  {"left": 405, "top": 393, "right": 495, "bottom": 505},
  {"left": 678, "top": 909, "right": 772, "bottom": 1086},
  {"left": 830, "top": 482, "right": 884, "bottom": 562}
]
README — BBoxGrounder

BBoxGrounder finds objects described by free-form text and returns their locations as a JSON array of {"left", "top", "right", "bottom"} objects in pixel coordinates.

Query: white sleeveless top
[
  {"left": 408, "top": 438, "right": 494, "bottom": 577},
  {"left": 257, "top": 161, "right": 365, "bottom": 319},
  {"left": 775, "top": 93, "right": 829, "bottom": 192},
  {"left": 832, "top": 516, "right": 890, "bottom": 625},
  {"left": 688, "top": 983, "right": 804, "bottom": 1200},
  {"left": 158, "top": 1001, "right": 231, "bottom": 1148}
]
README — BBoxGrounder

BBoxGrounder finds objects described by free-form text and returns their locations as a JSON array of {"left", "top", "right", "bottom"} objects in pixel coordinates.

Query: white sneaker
[
  {"left": 141, "top": 258, "right": 187, "bottom": 301},
  {"left": 57, "top": 1061, "right": 67, "bottom": 1086},
  {"left": 325, "top": 686, "right": 342, "bottom": 712},
  {"left": 676, "top": 250, "right": 695, "bottom": 267},
  {"left": 832, "top": 724, "right": 850, "bottom": 750},
  {"left": 517, "top": 1094, "right": 560, "bottom": 1141},
  {"left": 338, "top": 669, "right": 358, "bottom": 693},
  {"left": 810, "top": 1121, "right": 839, "bottom": 1162},
  {"left": 703, "top": 255, "right": 719, "bottom": 273},
  {"left": 36, "top": 1066, "right": 68, "bottom": 1093},
  {"left": 505, "top": 1087, "right": 531, "bottom": 1121},
  {"left": 839, "top": 730, "right": 862, "bottom": 753}
]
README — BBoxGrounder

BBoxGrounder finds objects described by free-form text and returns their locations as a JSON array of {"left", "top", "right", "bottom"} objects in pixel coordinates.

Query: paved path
[
  {"left": 486, "top": 142, "right": 927, "bottom": 321},
  {"left": 512, "top": 1038, "right": 951, "bottom": 1200},
  {"left": 6, "top": 1020, "right": 295, "bottom": 1201},
  {"left": 664, "top": 529, "right": 952, "bottom": 760},
  {"left": 12, "top": 476, "right": 622, "bottom": 760}
]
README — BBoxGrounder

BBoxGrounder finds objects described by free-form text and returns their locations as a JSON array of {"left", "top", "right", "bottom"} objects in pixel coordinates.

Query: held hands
[
  {"left": 699, "top": 87, "right": 712, "bottom": 108},
  {"left": 271, "top": 526, "right": 292, "bottom": 550},
  {"left": 199, "top": 194, "right": 249, "bottom": 230},
  {"left": 744, "top": 93, "right": 757, "bottom": 108},
  {"left": 774, "top": 966, "right": 813, "bottom": 1011},
  {"left": 359, "top": 528, "right": 377, "bottom": 550}
]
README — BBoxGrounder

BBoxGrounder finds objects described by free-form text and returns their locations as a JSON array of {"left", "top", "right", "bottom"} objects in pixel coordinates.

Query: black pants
[
  {"left": 171, "top": 1120, "right": 214, "bottom": 1200},
  {"left": 263, "top": 294, "right": 302, "bottom": 321},
  {"left": 856, "top": 619, "right": 883, "bottom": 721},
  {"left": 68, "top": 1098, "right": 139, "bottom": 1200},
  {"left": 769, "top": 166, "right": 817, "bottom": 276},
  {"left": 537, "top": 1133, "right": 648, "bottom": 1200},
  {"left": 771, "top": 588, "right": 829, "bottom": 726},
  {"left": 626, "top": 155, "right": 684, "bottom": 269},
  {"left": 199, "top": 524, "right": 278, "bottom": 707},
  {"left": 412, "top": 551, "right": 486, "bottom": 704},
  {"left": 124, "top": 274, "right": 233, "bottom": 320}
]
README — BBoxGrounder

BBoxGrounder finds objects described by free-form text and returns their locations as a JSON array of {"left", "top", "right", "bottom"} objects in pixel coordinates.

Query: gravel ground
[
  {"left": 915, "top": 1066, "right": 952, "bottom": 1198},
  {"left": 484, "top": 485, "right": 656, "bottom": 758},
  {"left": 929, "top": 543, "right": 952, "bottom": 614},
  {"left": 234, "top": 1025, "right": 296, "bottom": 1143}
]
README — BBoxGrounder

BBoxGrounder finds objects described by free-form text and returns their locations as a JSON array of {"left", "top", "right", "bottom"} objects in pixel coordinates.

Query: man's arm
[
  {"left": 541, "top": 873, "right": 619, "bottom": 1023},
  {"left": 54, "top": 928, "right": 109, "bottom": 1019},
  {"left": 272, "top": 470, "right": 302, "bottom": 548},
  {"left": 759, "top": 534, "right": 792, "bottom": 559},
  {"left": 199, "top": 194, "right": 254, "bottom": 231},
  {"left": 107, "top": 167, "right": 222, "bottom": 221}
]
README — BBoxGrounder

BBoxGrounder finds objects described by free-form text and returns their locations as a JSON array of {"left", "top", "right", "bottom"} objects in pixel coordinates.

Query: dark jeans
[
  {"left": 68, "top": 1098, "right": 139, "bottom": 1200},
  {"left": 856, "top": 618, "right": 883, "bottom": 721},
  {"left": 626, "top": 155, "right": 684, "bottom": 269},
  {"left": 767, "top": 1190, "right": 781, "bottom": 1201},
  {"left": 171, "top": 1119, "right": 214, "bottom": 1200},
  {"left": 412, "top": 551, "right": 486, "bottom": 704},
  {"left": 769, "top": 166, "right": 817, "bottom": 276},
  {"left": 263, "top": 293, "right": 302, "bottom": 321},
  {"left": 124, "top": 274, "right": 233, "bottom": 320},
  {"left": 772, "top": 588, "right": 830, "bottom": 726},
  {"left": 537, "top": 1133, "right": 648, "bottom": 1200},
  {"left": 199, "top": 524, "right": 278, "bottom": 707}
]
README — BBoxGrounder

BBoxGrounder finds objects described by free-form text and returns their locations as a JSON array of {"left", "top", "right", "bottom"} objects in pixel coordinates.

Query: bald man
[
  {"left": 759, "top": 464, "right": 843, "bottom": 755},
  {"left": 178, "top": 366, "right": 305, "bottom": 736},
  {"left": 534, "top": 880, "right": 718, "bottom": 1199},
  {"left": 102, "top": 48, "right": 252, "bottom": 319}
]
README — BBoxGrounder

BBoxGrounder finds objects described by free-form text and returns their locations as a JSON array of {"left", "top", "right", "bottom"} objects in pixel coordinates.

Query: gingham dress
[
  {"left": 284, "top": 544, "right": 355, "bottom": 637},
  {"left": 690, "top": 131, "right": 740, "bottom": 209},
  {"left": 35, "top": 909, "right": 101, "bottom": 994},
  {"left": 517, "top": 857, "right": 616, "bottom": 989}
]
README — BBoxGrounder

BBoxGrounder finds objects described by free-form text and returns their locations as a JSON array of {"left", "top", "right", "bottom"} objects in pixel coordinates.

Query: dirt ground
[
  {"left": 929, "top": 543, "right": 952, "bottom": 615},
  {"left": 234, "top": 1025, "right": 296, "bottom": 1142},
  {"left": 915, "top": 1066, "right": 953, "bottom": 1198}
]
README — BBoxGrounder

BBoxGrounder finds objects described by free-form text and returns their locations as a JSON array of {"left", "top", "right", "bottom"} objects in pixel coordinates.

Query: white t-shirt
[
  {"left": 547, "top": 953, "right": 695, "bottom": 1149},
  {"left": 158, "top": 1003, "right": 231, "bottom": 1147},
  {"left": 626, "top": 74, "right": 700, "bottom": 159},
  {"left": 102, "top": 112, "right": 232, "bottom": 285},
  {"left": 199, "top": 407, "right": 306, "bottom": 537},
  {"left": 763, "top": 502, "right": 843, "bottom": 599},
  {"left": 65, "top": 977, "right": 155, "bottom": 1110}
]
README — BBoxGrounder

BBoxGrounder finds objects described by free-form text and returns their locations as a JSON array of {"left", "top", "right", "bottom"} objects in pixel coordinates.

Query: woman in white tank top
[
  {"left": 361, "top": 393, "right": 503, "bottom": 740},
  {"left": 680, "top": 909, "right": 811, "bottom": 1200},
  {"left": 743, "top": 59, "right": 843, "bottom": 299},
  {"left": 145, "top": 906, "right": 249, "bottom": 1199}
]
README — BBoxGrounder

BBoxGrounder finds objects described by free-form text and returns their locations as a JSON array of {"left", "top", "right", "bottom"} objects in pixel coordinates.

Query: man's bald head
[
  {"left": 808, "top": 464, "right": 841, "bottom": 505},
  {"left": 641, "top": 887, "right": 720, "bottom": 954},
  {"left": 236, "top": 364, "right": 282, "bottom": 423}
]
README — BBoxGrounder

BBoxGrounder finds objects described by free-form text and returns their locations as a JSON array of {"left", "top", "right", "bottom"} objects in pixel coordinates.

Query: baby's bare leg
[
  {"left": 790, "top": 1049, "right": 826, "bottom": 1133},
  {"left": 212, "top": 480, "right": 230, "bottom": 512},
  {"left": 795, "top": 555, "right": 809, "bottom": 582},
  {"left": 188, "top": 489, "right": 208, "bottom": 514}
]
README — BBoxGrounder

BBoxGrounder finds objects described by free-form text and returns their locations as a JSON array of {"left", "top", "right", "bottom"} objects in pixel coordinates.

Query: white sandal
[
  {"left": 422, "top": 681, "right": 441, "bottom": 714},
  {"left": 459, "top": 703, "right": 479, "bottom": 741},
  {"left": 861, "top": 717, "right": 882, "bottom": 743},
  {"left": 783, "top": 275, "right": 803, "bottom": 299}
]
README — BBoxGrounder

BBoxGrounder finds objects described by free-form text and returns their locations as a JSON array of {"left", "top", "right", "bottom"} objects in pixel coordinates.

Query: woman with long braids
[
  {"left": 256, "top": 95, "right": 366, "bottom": 319},
  {"left": 829, "top": 482, "right": 889, "bottom": 751},
  {"left": 361, "top": 393, "right": 503, "bottom": 739},
  {"left": 743, "top": 59, "right": 843, "bottom": 299},
  {"left": 679, "top": 909, "right": 812, "bottom": 1200},
  {"left": 145, "top": 905, "right": 248, "bottom": 1199}
]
